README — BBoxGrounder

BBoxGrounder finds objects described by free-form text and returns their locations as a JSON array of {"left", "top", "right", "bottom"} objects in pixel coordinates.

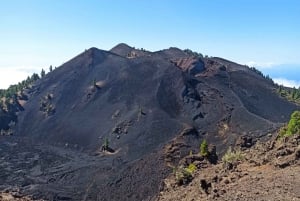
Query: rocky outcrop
[
  {"left": 157, "top": 133, "right": 300, "bottom": 201},
  {"left": 171, "top": 57, "right": 205, "bottom": 76}
]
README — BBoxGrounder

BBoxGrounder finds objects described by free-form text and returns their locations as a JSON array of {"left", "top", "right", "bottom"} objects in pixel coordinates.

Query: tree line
[
  {"left": 278, "top": 85, "right": 300, "bottom": 104},
  {"left": 0, "top": 65, "right": 53, "bottom": 99},
  {"left": 0, "top": 66, "right": 55, "bottom": 113}
]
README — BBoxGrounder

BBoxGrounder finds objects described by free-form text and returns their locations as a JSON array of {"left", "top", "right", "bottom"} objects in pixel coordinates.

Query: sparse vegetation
[
  {"left": 222, "top": 147, "right": 244, "bottom": 165},
  {"left": 174, "top": 166, "right": 193, "bottom": 186},
  {"left": 172, "top": 162, "right": 197, "bottom": 186},
  {"left": 183, "top": 49, "right": 203, "bottom": 58},
  {"left": 0, "top": 73, "right": 39, "bottom": 132},
  {"left": 39, "top": 93, "right": 55, "bottom": 116},
  {"left": 0, "top": 73, "right": 40, "bottom": 99},
  {"left": 185, "top": 163, "right": 197, "bottom": 174},
  {"left": 127, "top": 51, "right": 138, "bottom": 58},
  {"left": 102, "top": 138, "right": 109, "bottom": 151},
  {"left": 277, "top": 86, "right": 300, "bottom": 104},
  {"left": 173, "top": 163, "right": 197, "bottom": 186},
  {"left": 200, "top": 139, "right": 208, "bottom": 157},
  {"left": 248, "top": 67, "right": 274, "bottom": 84},
  {"left": 249, "top": 67, "right": 264, "bottom": 77},
  {"left": 41, "top": 69, "right": 46, "bottom": 78}
]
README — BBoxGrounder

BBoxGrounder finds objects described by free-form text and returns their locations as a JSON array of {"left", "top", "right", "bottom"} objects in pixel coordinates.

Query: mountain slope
[{"left": 0, "top": 44, "right": 299, "bottom": 201}]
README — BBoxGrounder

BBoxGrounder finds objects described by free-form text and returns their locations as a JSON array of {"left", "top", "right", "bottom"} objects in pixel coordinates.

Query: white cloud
[
  {"left": 273, "top": 78, "right": 300, "bottom": 88},
  {"left": 0, "top": 67, "right": 39, "bottom": 89},
  {"left": 246, "top": 61, "right": 277, "bottom": 68}
]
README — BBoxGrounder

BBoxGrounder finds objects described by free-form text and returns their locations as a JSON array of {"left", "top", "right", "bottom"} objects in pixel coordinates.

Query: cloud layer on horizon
[
  {"left": 254, "top": 63, "right": 300, "bottom": 87},
  {"left": 273, "top": 78, "right": 300, "bottom": 88},
  {"left": 0, "top": 67, "right": 39, "bottom": 89},
  {"left": 246, "top": 61, "right": 277, "bottom": 68}
]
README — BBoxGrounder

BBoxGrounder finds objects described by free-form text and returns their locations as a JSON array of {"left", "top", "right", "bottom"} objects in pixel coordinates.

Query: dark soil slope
[{"left": 0, "top": 44, "right": 299, "bottom": 201}]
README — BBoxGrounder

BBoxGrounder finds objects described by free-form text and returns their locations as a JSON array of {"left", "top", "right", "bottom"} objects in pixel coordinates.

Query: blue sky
[{"left": 0, "top": 0, "right": 300, "bottom": 89}]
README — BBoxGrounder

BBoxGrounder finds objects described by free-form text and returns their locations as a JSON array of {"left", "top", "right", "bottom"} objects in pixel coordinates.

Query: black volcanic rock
[
  {"left": 0, "top": 44, "right": 299, "bottom": 201},
  {"left": 0, "top": 109, "right": 15, "bottom": 131}
]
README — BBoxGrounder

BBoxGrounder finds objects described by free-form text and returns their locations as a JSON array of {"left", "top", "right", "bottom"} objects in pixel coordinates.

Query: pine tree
[
  {"left": 31, "top": 73, "right": 40, "bottom": 81},
  {"left": 200, "top": 139, "right": 208, "bottom": 157},
  {"left": 292, "top": 87, "right": 297, "bottom": 99},
  {"left": 41, "top": 69, "right": 46, "bottom": 78},
  {"left": 286, "top": 111, "right": 300, "bottom": 136},
  {"left": 102, "top": 138, "right": 109, "bottom": 151},
  {"left": 295, "top": 90, "right": 300, "bottom": 100},
  {"left": 93, "top": 78, "right": 97, "bottom": 87},
  {"left": 278, "top": 85, "right": 282, "bottom": 93}
]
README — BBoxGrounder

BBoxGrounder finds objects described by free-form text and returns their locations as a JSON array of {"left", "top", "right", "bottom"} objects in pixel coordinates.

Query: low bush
[
  {"left": 185, "top": 163, "right": 197, "bottom": 174},
  {"left": 222, "top": 147, "right": 244, "bottom": 165},
  {"left": 174, "top": 167, "right": 193, "bottom": 186}
]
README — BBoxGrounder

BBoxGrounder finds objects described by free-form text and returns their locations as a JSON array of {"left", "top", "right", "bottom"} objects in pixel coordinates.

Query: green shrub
[
  {"left": 174, "top": 167, "right": 193, "bottom": 185},
  {"left": 286, "top": 111, "right": 300, "bottom": 136},
  {"left": 185, "top": 163, "right": 197, "bottom": 174},
  {"left": 278, "top": 111, "right": 300, "bottom": 138},
  {"left": 222, "top": 147, "right": 244, "bottom": 164},
  {"left": 277, "top": 86, "right": 300, "bottom": 104},
  {"left": 200, "top": 139, "right": 208, "bottom": 157},
  {"left": 278, "top": 126, "right": 288, "bottom": 138}
]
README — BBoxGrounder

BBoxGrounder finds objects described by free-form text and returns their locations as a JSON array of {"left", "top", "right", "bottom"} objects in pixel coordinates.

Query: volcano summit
[{"left": 0, "top": 44, "right": 299, "bottom": 201}]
